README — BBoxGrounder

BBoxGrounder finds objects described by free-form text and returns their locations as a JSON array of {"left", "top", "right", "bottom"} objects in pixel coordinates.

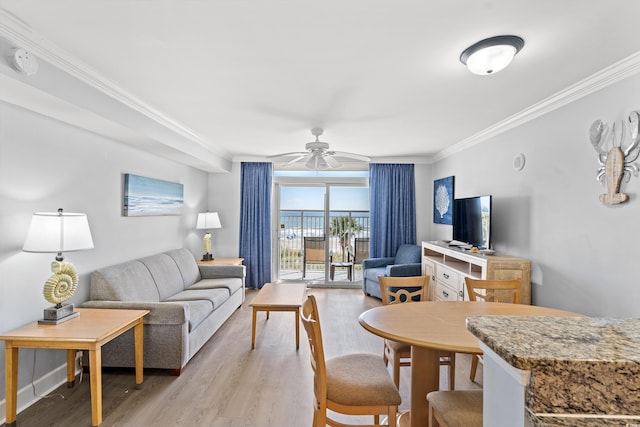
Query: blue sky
[{"left": 280, "top": 186, "right": 369, "bottom": 211}]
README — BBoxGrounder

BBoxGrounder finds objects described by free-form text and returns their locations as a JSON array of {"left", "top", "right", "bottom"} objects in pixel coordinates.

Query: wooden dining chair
[
  {"left": 427, "top": 390, "right": 483, "bottom": 427},
  {"left": 464, "top": 277, "right": 522, "bottom": 381},
  {"left": 378, "top": 276, "right": 456, "bottom": 390},
  {"left": 301, "top": 295, "right": 401, "bottom": 427}
]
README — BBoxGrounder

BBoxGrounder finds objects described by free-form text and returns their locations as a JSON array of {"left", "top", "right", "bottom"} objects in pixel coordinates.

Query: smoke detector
[{"left": 8, "top": 48, "right": 38, "bottom": 76}]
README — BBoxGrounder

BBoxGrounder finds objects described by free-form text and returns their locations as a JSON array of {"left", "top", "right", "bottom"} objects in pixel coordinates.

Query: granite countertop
[
  {"left": 466, "top": 316, "right": 640, "bottom": 371},
  {"left": 467, "top": 315, "right": 640, "bottom": 417}
]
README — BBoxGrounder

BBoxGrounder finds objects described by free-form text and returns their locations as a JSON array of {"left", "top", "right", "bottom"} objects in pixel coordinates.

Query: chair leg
[
  {"left": 392, "top": 352, "right": 401, "bottom": 389},
  {"left": 428, "top": 402, "right": 438, "bottom": 427},
  {"left": 470, "top": 354, "right": 478, "bottom": 382},
  {"left": 448, "top": 353, "right": 456, "bottom": 391},
  {"left": 388, "top": 406, "right": 397, "bottom": 426}
]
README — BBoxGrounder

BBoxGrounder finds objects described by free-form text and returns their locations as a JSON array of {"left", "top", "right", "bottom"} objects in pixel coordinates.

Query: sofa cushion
[
  {"left": 90, "top": 260, "right": 160, "bottom": 302},
  {"left": 164, "top": 299, "right": 212, "bottom": 331},
  {"left": 187, "top": 278, "right": 243, "bottom": 295},
  {"left": 165, "top": 288, "right": 230, "bottom": 310},
  {"left": 165, "top": 248, "right": 201, "bottom": 288},
  {"left": 140, "top": 253, "right": 185, "bottom": 300},
  {"left": 394, "top": 244, "right": 421, "bottom": 264}
]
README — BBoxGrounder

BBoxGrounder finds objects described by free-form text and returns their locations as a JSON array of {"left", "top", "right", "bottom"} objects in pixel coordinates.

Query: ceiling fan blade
[
  {"left": 267, "top": 151, "right": 308, "bottom": 159},
  {"left": 324, "top": 155, "right": 342, "bottom": 168},
  {"left": 331, "top": 151, "right": 371, "bottom": 162},
  {"left": 283, "top": 154, "right": 310, "bottom": 166}
]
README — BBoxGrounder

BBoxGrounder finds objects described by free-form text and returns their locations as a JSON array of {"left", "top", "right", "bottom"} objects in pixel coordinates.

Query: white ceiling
[{"left": 2, "top": 1, "right": 640, "bottom": 172}]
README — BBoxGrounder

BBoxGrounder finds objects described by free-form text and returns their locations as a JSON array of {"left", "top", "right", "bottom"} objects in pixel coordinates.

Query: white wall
[
  {"left": 0, "top": 102, "right": 208, "bottom": 406},
  {"left": 429, "top": 73, "right": 640, "bottom": 317}
]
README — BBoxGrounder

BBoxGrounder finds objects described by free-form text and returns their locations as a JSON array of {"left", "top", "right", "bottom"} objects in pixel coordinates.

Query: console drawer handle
[
  {"left": 442, "top": 290, "right": 449, "bottom": 298},
  {"left": 442, "top": 273, "right": 450, "bottom": 279}
]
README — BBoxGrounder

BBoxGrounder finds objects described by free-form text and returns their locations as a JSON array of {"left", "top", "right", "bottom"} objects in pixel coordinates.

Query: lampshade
[
  {"left": 460, "top": 35, "right": 524, "bottom": 75},
  {"left": 196, "top": 212, "right": 222, "bottom": 229},
  {"left": 23, "top": 209, "right": 94, "bottom": 255}
]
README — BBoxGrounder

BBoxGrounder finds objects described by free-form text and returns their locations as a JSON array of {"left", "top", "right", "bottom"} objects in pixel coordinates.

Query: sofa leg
[{"left": 169, "top": 368, "right": 182, "bottom": 376}]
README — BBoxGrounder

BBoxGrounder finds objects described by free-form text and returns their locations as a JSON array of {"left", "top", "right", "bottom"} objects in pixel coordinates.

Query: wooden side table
[
  {"left": 0, "top": 308, "right": 148, "bottom": 426},
  {"left": 197, "top": 257, "right": 244, "bottom": 266}
]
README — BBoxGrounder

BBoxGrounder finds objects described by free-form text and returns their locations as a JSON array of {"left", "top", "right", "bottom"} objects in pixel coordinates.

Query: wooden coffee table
[
  {"left": 0, "top": 308, "right": 148, "bottom": 426},
  {"left": 249, "top": 282, "right": 307, "bottom": 350}
]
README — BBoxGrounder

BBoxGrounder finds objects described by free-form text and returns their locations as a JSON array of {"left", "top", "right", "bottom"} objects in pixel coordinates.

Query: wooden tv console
[{"left": 421, "top": 241, "right": 531, "bottom": 304}]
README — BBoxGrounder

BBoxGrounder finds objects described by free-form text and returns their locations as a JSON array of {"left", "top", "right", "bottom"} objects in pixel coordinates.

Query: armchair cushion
[{"left": 362, "top": 244, "right": 422, "bottom": 299}]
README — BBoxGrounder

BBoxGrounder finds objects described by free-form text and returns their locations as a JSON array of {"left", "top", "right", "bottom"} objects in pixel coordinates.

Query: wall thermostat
[{"left": 8, "top": 48, "right": 39, "bottom": 76}]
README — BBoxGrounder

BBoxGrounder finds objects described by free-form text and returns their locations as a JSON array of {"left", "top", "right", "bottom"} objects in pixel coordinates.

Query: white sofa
[{"left": 82, "top": 248, "right": 245, "bottom": 374}]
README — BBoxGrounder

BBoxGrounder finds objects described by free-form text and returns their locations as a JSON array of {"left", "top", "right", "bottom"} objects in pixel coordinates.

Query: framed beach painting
[
  {"left": 123, "top": 174, "right": 184, "bottom": 216},
  {"left": 433, "top": 176, "right": 454, "bottom": 224}
]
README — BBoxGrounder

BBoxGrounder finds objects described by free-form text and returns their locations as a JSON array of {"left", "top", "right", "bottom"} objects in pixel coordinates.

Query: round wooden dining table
[{"left": 358, "top": 301, "right": 582, "bottom": 427}]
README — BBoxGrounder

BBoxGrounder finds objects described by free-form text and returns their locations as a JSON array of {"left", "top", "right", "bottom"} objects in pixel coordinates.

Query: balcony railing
[{"left": 279, "top": 209, "right": 370, "bottom": 281}]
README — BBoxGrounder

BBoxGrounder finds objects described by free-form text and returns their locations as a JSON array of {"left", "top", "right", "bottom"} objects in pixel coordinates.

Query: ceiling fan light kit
[
  {"left": 269, "top": 128, "right": 371, "bottom": 170},
  {"left": 460, "top": 35, "right": 524, "bottom": 75}
]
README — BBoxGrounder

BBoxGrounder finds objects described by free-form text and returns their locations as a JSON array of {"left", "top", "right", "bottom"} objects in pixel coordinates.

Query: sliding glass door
[{"left": 274, "top": 178, "right": 369, "bottom": 287}]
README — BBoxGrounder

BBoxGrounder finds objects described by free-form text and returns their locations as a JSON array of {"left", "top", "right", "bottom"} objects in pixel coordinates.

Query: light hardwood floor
[{"left": 7, "top": 288, "right": 482, "bottom": 427}]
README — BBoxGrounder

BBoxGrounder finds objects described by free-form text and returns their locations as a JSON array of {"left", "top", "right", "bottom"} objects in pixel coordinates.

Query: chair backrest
[
  {"left": 379, "top": 275, "right": 430, "bottom": 305},
  {"left": 303, "top": 237, "right": 325, "bottom": 264},
  {"left": 465, "top": 277, "right": 522, "bottom": 304},
  {"left": 350, "top": 237, "right": 370, "bottom": 264},
  {"left": 394, "top": 244, "right": 421, "bottom": 264},
  {"left": 301, "top": 295, "right": 327, "bottom": 412}
]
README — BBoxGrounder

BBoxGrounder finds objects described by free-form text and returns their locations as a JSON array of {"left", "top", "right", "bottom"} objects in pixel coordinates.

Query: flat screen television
[{"left": 452, "top": 195, "right": 492, "bottom": 249}]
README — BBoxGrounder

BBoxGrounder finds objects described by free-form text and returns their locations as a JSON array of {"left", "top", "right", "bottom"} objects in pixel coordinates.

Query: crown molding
[
  {"left": 433, "top": 51, "right": 640, "bottom": 162},
  {"left": 0, "top": 9, "right": 229, "bottom": 158}
]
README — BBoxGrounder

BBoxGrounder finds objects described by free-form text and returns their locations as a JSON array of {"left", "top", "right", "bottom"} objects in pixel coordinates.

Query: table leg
[
  {"left": 410, "top": 346, "right": 440, "bottom": 427},
  {"left": 134, "top": 320, "right": 144, "bottom": 388},
  {"left": 5, "top": 345, "right": 18, "bottom": 426},
  {"left": 66, "top": 349, "right": 76, "bottom": 387},
  {"left": 295, "top": 309, "right": 300, "bottom": 350},
  {"left": 251, "top": 307, "right": 258, "bottom": 349},
  {"left": 89, "top": 348, "right": 103, "bottom": 426}
]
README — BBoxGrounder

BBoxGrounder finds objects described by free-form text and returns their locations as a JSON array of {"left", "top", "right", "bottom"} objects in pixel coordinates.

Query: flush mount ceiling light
[{"left": 460, "top": 35, "right": 524, "bottom": 75}]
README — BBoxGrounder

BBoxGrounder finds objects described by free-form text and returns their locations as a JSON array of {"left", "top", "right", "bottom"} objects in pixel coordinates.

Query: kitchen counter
[{"left": 467, "top": 315, "right": 640, "bottom": 426}]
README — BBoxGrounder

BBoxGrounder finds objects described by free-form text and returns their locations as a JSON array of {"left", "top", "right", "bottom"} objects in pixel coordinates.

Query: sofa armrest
[
  {"left": 386, "top": 263, "right": 422, "bottom": 277},
  {"left": 362, "top": 257, "right": 395, "bottom": 270},
  {"left": 81, "top": 300, "right": 188, "bottom": 325},
  {"left": 198, "top": 265, "right": 246, "bottom": 280}
]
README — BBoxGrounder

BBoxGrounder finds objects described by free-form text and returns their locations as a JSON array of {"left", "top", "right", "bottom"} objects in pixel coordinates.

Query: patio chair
[
  {"left": 303, "top": 237, "right": 325, "bottom": 278},
  {"left": 349, "top": 237, "right": 370, "bottom": 265}
]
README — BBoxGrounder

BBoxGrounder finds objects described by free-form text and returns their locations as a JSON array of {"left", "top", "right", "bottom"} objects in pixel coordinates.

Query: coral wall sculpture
[{"left": 589, "top": 111, "right": 640, "bottom": 205}]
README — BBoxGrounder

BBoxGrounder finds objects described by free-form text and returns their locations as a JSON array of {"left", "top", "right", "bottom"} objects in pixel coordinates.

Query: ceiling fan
[{"left": 269, "top": 128, "right": 370, "bottom": 170}]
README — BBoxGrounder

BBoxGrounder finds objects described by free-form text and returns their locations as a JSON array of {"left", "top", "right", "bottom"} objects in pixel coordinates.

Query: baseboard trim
[{"left": 0, "top": 363, "right": 78, "bottom": 425}]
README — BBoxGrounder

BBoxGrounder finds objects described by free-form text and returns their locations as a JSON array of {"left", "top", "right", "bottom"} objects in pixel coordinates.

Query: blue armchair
[{"left": 361, "top": 244, "right": 422, "bottom": 299}]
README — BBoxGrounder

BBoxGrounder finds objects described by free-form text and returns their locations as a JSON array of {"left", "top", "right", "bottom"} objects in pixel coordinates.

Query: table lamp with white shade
[
  {"left": 196, "top": 212, "right": 221, "bottom": 261},
  {"left": 23, "top": 208, "right": 94, "bottom": 324}
]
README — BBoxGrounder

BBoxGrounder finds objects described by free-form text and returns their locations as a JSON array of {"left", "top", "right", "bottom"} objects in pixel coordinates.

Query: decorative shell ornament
[
  {"left": 43, "top": 261, "right": 78, "bottom": 305},
  {"left": 589, "top": 111, "right": 640, "bottom": 205}
]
